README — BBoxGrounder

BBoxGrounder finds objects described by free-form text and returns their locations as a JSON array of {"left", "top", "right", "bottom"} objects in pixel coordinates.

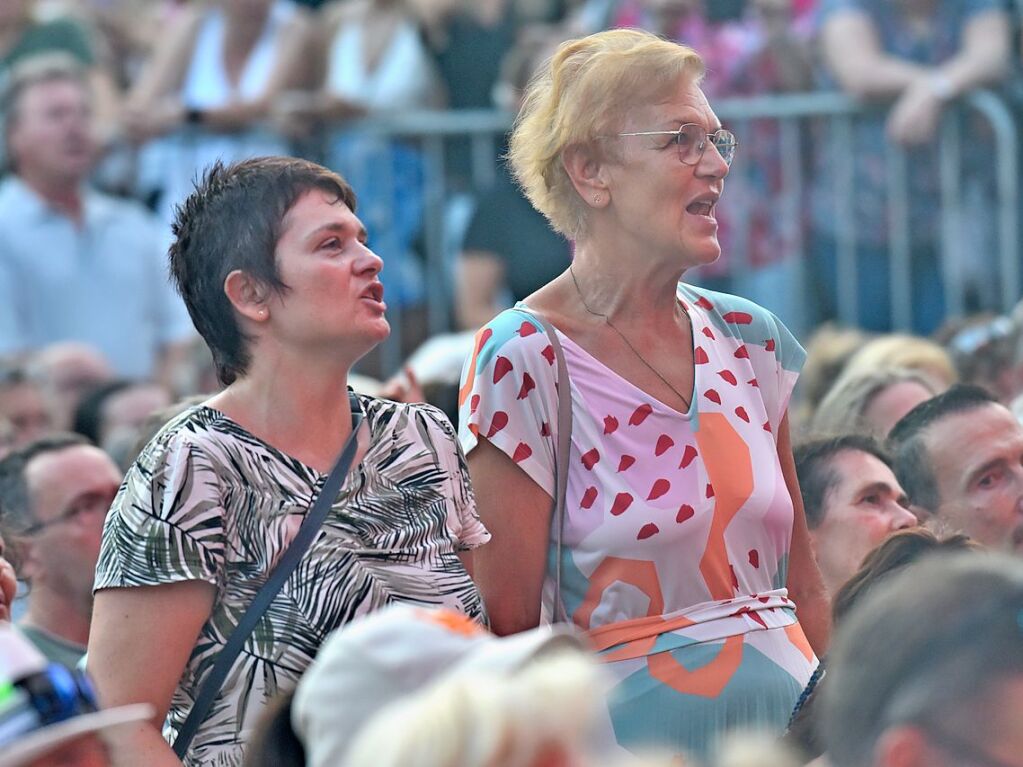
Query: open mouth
[{"left": 686, "top": 201, "right": 715, "bottom": 216}]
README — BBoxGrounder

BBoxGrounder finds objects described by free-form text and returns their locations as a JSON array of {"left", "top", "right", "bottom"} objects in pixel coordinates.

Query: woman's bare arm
[
  {"left": 88, "top": 581, "right": 216, "bottom": 767},
  {"left": 778, "top": 414, "right": 831, "bottom": 656},
  {"left": 466, "top": 436, "right": 552, "bottom": 635}
]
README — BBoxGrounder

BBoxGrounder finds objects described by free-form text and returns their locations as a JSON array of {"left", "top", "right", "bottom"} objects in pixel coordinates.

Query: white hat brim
[{"left": 0, "top": 703, "right": 154, "bottom": 767}]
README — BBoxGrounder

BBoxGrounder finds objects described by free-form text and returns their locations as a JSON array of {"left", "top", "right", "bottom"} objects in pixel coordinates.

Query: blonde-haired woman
[{"left": 458, "top": 29, "right": 828, "bottom": 761}]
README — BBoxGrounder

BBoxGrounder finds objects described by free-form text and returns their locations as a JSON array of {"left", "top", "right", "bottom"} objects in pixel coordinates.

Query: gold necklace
[{"left": 569, "top": 264, "right": 693, "bottom": 411}]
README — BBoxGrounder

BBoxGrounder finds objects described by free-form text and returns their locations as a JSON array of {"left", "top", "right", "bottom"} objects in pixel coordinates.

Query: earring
[
  {"left": 258, "top": 308, "right": 267, "bottom": 319},
  {"left": 593, "top": 194, "right": 602, "bottom": 204}
]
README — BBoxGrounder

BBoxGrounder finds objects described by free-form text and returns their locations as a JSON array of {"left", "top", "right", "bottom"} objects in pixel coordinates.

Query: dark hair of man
[
  {"left": 822, "top": 552, "right": 1023, "bottom": 767},
  {"left": 0, "top": 432, "right": 91, "bottom": 570},
  {"left": 0, "top": 54, "right": 88, "bottom": 173},
  {"left": 243, "top": 690, "right": 306, "bottom": 767},
  {"left": 793, "top": 434, "right": 891, "bottom": 529},
  {"left": 168, "top": 157, "right": 358, "bottom": 386},
  {"left": 72, "top": 379, "right": 133, "bottom": 445},
  {"left": 886, "top": 384, "right": 998, "bottom": 513}
]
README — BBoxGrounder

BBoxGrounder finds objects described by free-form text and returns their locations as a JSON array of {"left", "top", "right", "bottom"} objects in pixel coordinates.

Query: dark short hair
[
  {"left": 169, "top": 157, "right": 357, "bottom": 386},
  {"left": 823, "top": 552, "right": 1023, "bottom": 767},
  {"left": 0, "top": 432, "right": 90, "bottom": 569},
  {"left": 794, "top": 434, "right": 891, "bottom": 528},
  {"left": 72, "top": 379, "right": 133, "bottom": 445},
  {"left": 887, "top": 384, "right": 998, "bottom": 513}
]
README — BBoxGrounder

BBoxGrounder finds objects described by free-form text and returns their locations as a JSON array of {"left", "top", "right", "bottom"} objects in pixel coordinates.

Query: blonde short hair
[
  {"left": 841, "top": 334, "right": 958, "bottom": 390},
  {"left": 508, "top": 29, "right": 704, "bottom": 240}
]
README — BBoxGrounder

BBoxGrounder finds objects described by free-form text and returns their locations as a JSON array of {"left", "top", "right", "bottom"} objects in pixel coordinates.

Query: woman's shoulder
[
  {"left": 133, "top": 404, "right": 251, "bottom": 470},
  {"left": 356, "top": 393, "right": 457, "bottom": 442}
]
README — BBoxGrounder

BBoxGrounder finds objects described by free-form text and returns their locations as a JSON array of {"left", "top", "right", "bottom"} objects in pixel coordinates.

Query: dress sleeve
[
  {"left": 417, "top": 405, "right": 491, "bottom": 551},
  {"left": 457, "top": 309, "right": 561, "bottom": 498},
  {"left": 754, "top": 307, "right": 806, "bottom": 436},
  {"left": 93, "top": 432, "right": 226, "bottom": 592}
]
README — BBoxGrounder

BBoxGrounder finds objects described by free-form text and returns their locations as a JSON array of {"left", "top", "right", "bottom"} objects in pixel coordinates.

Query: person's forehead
[
  {"left": 829, "top": 449, "right": 899, "bottom": 491},
  {"left": 628, "top": 79, "right": 719, "bottom": 130},
  {"left": 282, "top": 188, "right": 358, "bottom": 233},
  {"left": 26, "top": 445, "right": 118, "bottom": 494},
  {"left": 19, "top": 78, "right": 87, "bottom": 110},
  {"left": 925, "top": 404, "right": 1023, "bottom": 465}
]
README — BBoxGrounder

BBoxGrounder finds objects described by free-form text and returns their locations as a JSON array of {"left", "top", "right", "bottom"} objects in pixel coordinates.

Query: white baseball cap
[
  {"left": 291, "top": 605, "right": 586, "bottom": 767},
  {"left": 0, "top": 624, "right": 153, "bottom": 767}
]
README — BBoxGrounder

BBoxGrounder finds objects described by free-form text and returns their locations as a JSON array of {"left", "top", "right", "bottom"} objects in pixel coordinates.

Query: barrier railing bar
[
  {"left": 780, "top": 117, "right": 805, "bottom": 332},
  {"left": 423, "top": 135, "right": 449, "bottom": 336},
  {"left": 965, "top": 90, "right": 1021, "bottom": 312},
  {"left": 833, "top": 114, "right": 857, "bottom": 325},
  {"left": 886, "top": 142, "right": 912, "bottom": 330},
  {"left": 939, "top": 113, "right": 965, "bottom": 318}
]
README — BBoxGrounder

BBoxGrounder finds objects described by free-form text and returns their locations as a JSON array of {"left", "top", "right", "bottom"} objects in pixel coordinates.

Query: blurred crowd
[{"left": 2, "top": 2, "right": 1023, "bottom": 767}]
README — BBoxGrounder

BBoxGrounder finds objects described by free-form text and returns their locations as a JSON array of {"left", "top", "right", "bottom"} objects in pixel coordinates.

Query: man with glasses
[{"left": 0, "top": 434, "right": 121, "bottom": 667}]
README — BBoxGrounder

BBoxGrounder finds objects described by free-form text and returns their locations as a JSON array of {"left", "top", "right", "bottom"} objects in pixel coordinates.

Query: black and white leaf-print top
[{"left": 94, "top": 393, "right": 489, "bottom": 767}]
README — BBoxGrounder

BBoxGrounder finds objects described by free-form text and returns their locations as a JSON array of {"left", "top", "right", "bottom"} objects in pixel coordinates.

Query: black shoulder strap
[{"left": 173, "top": 392, "right": 365, "bottom": 758}]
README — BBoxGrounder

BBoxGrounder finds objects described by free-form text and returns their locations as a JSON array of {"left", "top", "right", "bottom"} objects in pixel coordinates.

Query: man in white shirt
[{"left": 0, "top": 56, "right": 193, "bottom": 379}]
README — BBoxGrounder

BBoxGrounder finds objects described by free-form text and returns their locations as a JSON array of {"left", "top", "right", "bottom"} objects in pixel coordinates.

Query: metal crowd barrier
[{"left": 152, "top": 90, "right": 1021, "bottom": 375}]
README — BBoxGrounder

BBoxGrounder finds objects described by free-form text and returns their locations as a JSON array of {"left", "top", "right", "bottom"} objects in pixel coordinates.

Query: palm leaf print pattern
[{"left": 95, "top": 393, "right": 489, "bottom": 767}]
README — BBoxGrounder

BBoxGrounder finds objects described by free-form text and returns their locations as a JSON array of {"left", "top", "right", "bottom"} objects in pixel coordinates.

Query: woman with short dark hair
[{"left": 87, "top": 156, "right": 488, "bottom": 767}]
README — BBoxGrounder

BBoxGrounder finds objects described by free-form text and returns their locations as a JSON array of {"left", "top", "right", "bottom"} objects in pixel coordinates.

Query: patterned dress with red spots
[{"left": 458, "top": 284, "right": 818, "bottom": 760}]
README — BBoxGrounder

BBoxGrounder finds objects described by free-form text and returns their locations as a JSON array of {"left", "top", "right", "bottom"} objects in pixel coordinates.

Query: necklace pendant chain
[{"left": 569, "top": 265, "right": 693, "bottom": 411}]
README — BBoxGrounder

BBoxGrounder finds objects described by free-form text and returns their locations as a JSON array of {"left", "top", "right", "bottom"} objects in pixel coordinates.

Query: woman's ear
[
  {"left": 223, "top": 270, "right": 270, "bottom": 323},
  {"left": 562, "top": 143, "right": 610, "bottom": 208}
]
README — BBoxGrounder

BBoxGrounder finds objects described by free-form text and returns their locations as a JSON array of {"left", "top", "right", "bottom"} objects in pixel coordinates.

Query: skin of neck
[
  {"left": 23, "top": 580, "right": 92, "bottom": 647},
  {"left": 216, "top": 334, "right": 360, "bottom": 459},
  {"left": 569, "top": 234, "right": 689, "bottom": 333},
  {"left": 18, "top": 168, "right": 84, "bottom": 220}
]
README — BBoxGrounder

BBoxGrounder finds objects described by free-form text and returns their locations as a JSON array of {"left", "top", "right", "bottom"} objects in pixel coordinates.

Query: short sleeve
[
  {"left": 94, "top": 432, "right": 226, "bottom": 593},
  {"left": 753, "top": 307, "right": 806, "bottom": 436},
  {"left": 416, "top": 404, "right": 490, "bottom": 550},
  {"left": 457, "top": 309, "right": 561, "bottom": 497}
]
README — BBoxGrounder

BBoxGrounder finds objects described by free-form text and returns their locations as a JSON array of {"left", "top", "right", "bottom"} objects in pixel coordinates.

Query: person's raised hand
[{"left": 379, "top": 366, "right": 426, "bottom": 405}]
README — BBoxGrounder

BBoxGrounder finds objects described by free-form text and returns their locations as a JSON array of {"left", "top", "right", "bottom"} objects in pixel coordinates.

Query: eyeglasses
[
  {"left": 615, "top": 123, "right": 738, "bottom": 167},
  {"left": 0, "top": 663, "right": 100, "bottom": 748},
  {"left": 22, "top": 489, "right": 116, "bottom": 536}
]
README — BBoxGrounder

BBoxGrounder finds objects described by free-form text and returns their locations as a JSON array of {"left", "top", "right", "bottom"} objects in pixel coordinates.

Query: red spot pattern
[
  {"left": 618, "top": 455, "right": 635, "bottom": 472},
  {"left": 696, "top": 296, "right": 714, "bottom": 310},
  {"left": 581, "top": 487, "right": 598, "bottom": 509},
  {"left": 718, "top": 370, "right": 737, "bottom": 386},
  {"left": 723, "top": 311, "right": 753, "bottom": 324},
  {"left": 763, "top": 421, "right": 773, "bottom": 433},
  {"left": 679, "top": 445, "right": 698, "bottom": 469},
  {"left": 637, "top": 523, "right": 660, "bottom": 540},
  {"left": 629, "top": 403, "right": 653, "bottom": 426},
  {"left": 730, "top": 565, "right": 739, "bottom": 589},
  {"left": 541, "top": 345, "right": 555, "bottom": 365},
  {"left": 655, "top": 434, "right": 674, "bottom": 456},
  {"left": 517, "top": 373, "right": 536, "bottom": 400},
  {"left": 470, "top": 394, "right": 480, "bottom": 414},
  {"left": 694, "top": 347, "right": 709, "bottom": 364},
  {"left": 748, "top": 549, "right": 760, "bottom": 568},
  {"left": 648, "top": 479, "right": 671, "bottom": 500},
  {"left": 705, "top": 389, "right": 721, "bottom": 404},
  {"left": 734, "top": 345, "right": 749, "bottom": 359},
  {"left": 765, "top": 338, "right": 776, "bottom": 352},
  {"left": 603, "top": 415, "right": 619, "bottom": 435},
  {"left": 540, "top": 422, "right": 551, "bottom": 437},
  {"left": 512, "top": 442, "right": 532, "bottom": 462},
  {"left": 486, "top": 411, "right": 508, "bottom": 438},
  {"left": 748, "top": 378, "right": 759, "bottom": 388},
  {"left": 493, "top": 356, "right": 513, "bottom": 383},
  {"left": 706, "top": 483, "right": 715, "bottom": 498},
  {"left": 581, "top": 448, "right": 600, "bottom": 470},
  {"left": 610, "top": 493, "right": 633, "bottom": 516},
  {"left": 677, "top": 504, "right": 695, "bottom": 523},
  {"left": 702, "top": 327, "right": 716, "bottom": 340},
  {"left": 735, "top": 407, "right": 750, "bottom": 423},
  {"left": 518, "top": 321, "right": 537, "bottom": 337}
]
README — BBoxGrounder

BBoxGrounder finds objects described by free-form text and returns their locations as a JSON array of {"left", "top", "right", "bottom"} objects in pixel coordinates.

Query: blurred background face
[
  {"left": 97, "top": 383, "right": 171, "bottom": 455},
  {"left": 862, "top": 380, "right": 935, "bottom": 438},
  {"left": 925, "top": 404, "right": 1023, "bottom": 550},
  {"left": 8, "top": 78, "right": 95, "bottom": 183},
  {"left": 0, "top": 381, "right": 52, "bottom": 448},
  {"left": 811, "top": 450, "right": 916, "bottom": 592},
  {"left": 23, "top": 446, "right": 121, "bottom": 603}
]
